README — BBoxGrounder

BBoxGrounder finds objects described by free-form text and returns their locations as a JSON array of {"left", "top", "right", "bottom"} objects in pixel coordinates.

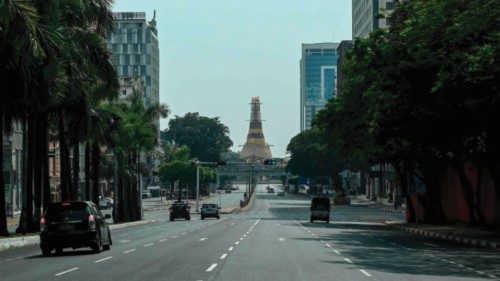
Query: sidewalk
[
  {"left": 351, "top": 197, "right": 406, "bottom": 214},
  {"left": 388, "top": 222, "right": 500, "bottom": 249}
]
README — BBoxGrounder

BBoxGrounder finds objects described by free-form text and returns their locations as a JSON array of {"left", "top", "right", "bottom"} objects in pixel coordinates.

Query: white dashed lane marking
[
  {"left": 228, "top": 247, "right": 234, "bottom": 251},
  {"left": 94, "top": 256, "right": 113, "bottom": 263},
  {"left": 220, "top": 254, "right": 227, "bottom": 259},
  {"left": 206, "top": 263, "right": 218, "bottom": 272},
  {"left": 199, "top": 238, "right": 208, "bottom": 241},
  {"left": 344, "top": 258, "right": 353, "bottom": 264},
  {"left": 359, "top": 269, "right": 372, "bottom": 277},
  {"left": 279, "top": 238, "right": 285, "bottom": 242},
  {"left": 123, "top": 249, "right": 136, "bottom": 254},
  {"left": 144, "top": 243, "right": 154, "bottom": 247},
  {"left": 55, "top": 267, "right": 79, "bottom": 276}
]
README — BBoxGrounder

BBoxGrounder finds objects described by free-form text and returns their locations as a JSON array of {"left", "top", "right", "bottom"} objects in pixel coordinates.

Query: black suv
[
  {"left": 169, "top": 202, "right": 190, "bottom": 221},
  {"left": 40, "top": 201, "right": 112, "bottom": 256}
]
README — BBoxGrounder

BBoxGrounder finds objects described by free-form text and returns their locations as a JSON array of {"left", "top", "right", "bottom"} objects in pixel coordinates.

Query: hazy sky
[{"left": 113, "top": 0, "right": 352, "bottom": 158}]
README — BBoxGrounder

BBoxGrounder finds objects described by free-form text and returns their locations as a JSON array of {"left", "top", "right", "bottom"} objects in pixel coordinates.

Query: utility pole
[{"left": 195, "top": 161, "right": 201, "bottom": 213}]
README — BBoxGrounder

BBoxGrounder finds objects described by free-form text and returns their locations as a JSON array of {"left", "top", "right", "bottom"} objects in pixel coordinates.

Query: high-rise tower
[{"left": 240, "top": 97, "right": 273, "bottom": 161}]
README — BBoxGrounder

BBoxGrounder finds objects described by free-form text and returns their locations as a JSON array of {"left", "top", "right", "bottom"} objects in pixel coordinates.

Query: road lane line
[
  {"left": 120, "top": 234, "right": 129, "bottom": 237},
  {"left": 333, "top": 249, "right": 341, "bottom": 254},
  {"left": 94, "top": 256, "right": 113, "bottom": 263},
  {"left": 123, "top": 249, "right": 136, "bottom": 253},
  {"left": 206, "top": 263, "right": 218, "bottom": 272},
  {"left": 344, "top": 258, "right": 354, "bottom": 264},
  {"left": 240, "top": 237, "right": 244, "bottom": 240},
  {"left": 235, "top": 241, "right": 239, "bottom": 245},
  {"left": 182, "top": 232, "right": 187, "bottom": 235},
  {"left": 243, "top": 234, "right": 247, "bottom": 237},
  {"left": 171, "top": 236, "right": 178, "bottom": 238},
  {"left": 220, "top": 254, "right": 227, "bottom": 259},
  {"left": 160, "top": 238, "right": 168, "bottom": 242},
  {"left": 120, "top": 239, "right": 131, "bottom": 243},
  {"left": 424, "top": 243, "right": 437, "bottom": 247},
  {"left": 228, "top": 247, "right": 234, "bottom": 251},
  {"left": 279, "top": 238, "right": 285, "bottom": 242},
  {"left": 144, "top": 243, "right": 154, "bottom": 247},
  {"left": 359, "top": 269, "right": 372, "bottom": 277},
  {"left": 390, "top": 242, "right": 398, "bottom": 246},
  {"left": 325, "top": 244, "right": 332, "bottom": 248},
  {"left": 199, "top": 238, "right": 208, "bottom": 241},
  {"left": 55, "top": 267, "right": 79, "bottom": 276}
]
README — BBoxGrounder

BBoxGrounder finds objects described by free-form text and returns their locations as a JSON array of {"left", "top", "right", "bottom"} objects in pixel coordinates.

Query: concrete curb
[
  {"left": 0, "top": 219, "right": 157, "bottom": 252},
  {"left": 389, "top": 224, "right": 499, "bottom": 250},
  {"left": 220, "top": 206, "right": 239, "bottom": 214},
  {"left": 367, "top": 205, "right": 405, "bottom": 214},
  {"left": 240, "top": 192, "right": 256, "bottom": 212},
  {"left": 108, "top": 219, "right": 157, "bottom": 230},
  {"left": 0, "top": 235, "right": 40, "bottom": 251}
]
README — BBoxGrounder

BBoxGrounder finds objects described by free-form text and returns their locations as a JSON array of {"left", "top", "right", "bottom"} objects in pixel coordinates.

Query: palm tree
[{"left": 0, "top": 0, "right": 48, "bottom": 235}]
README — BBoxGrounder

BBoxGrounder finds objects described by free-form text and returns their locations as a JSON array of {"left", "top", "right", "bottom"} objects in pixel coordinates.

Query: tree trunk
[
  {"left": 33, "top": 116, "right": 42, "bottom": 228},
  {"left": 72, "top": 144, "right": 80, "bottom": 200},
  {"left": 451, "top": 161, "right": 485, "bottom": 226},
  {"left": 0, "top": 114, "right": 9, "bottom": 236},
  {"left": 58, "top": 111, "right": 72, "bottom": 201},
  {"left": 394, "top": 162, "right": 416, "bottom": 223},
  {"left": 85, "top": 141, "right": 91, "bottom": 201},
  {"left": 41, "top": 116, "right": 50, "bottom": 213},
  {"left": 16, "top": 118, "right": 29, "bottom": 234},
  {"left": 26, "top": 115, "right": 35, "bottom": 231},
  {"left": 91, "top": 142, "right": 101, "bottom": 206}
]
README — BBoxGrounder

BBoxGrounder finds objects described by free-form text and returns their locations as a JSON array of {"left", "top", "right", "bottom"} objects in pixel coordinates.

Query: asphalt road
[{"left": 1, "top": 183, "right": 499, "bottom": 281}]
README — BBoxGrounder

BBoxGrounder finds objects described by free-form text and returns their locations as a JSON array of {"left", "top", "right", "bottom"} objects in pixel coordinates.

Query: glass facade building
[
  {"left": 106, "top": 12, "right": 159, "bottom": 108},
  {"left": 300, "top": 43, "right": 339, "bottom": 131}
]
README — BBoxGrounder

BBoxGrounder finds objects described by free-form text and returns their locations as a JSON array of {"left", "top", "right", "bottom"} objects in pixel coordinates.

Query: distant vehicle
[
  {"left": 99, "top": 197, "right": 113, "bottom": 209},
  {"left": 169, "top": 202, "right": 190, "bottom": 221},
  {"left": 277, "top": 191, "right": 285, "bottom": 196},
  {"left": 310, "top": 197, "right": 330, "bottom": 223},
  {"left": 225, "top": 189, "right": 232, "bottom": 193},
  {"left": 268, "top": 188, "right": 274, "bottom": 193},
  {"left": 201, "top": 203, "right": 220, "bottom": 220},
  {"left": 40, "top": 201, "right": 112, "bottom": 256},
  {"left": 142, "top": 190, "right": 152, "bottom": 199}
]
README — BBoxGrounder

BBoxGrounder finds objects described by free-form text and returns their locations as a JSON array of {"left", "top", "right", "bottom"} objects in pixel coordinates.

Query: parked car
[
  {"left": 40, "top": 201, "right": 112, "bottom": 256},
  {"left": 142, "top": 190, "right": 152, "bottom": 199},
  {"left": 309, "top": 197, "right": 331, "bottom": 223},
  {"left": 268, "top": 188, "right": 274, "bottom": 193},
  {"left": 277, "top": 190, "right": 285, "bottom": 196},
  {"left": 201, "top": 203, "right": 220, "bottom": 220},
  {"left": 169, "top": 202, "right": 190, "bottom": 221},
  {"left": 99, "top": 197, "right": 113, "bottom": 209},
  {"left": 225, "top": 189, "right": 232, "bottom": 193}
]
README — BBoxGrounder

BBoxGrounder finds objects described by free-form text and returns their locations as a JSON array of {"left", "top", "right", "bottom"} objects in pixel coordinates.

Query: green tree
[
  {"left": 286, "top": 128, "right": 345, "bottom": 194},
  {"left": 165, "top": 113, "right": 233, "bottom": 162}
]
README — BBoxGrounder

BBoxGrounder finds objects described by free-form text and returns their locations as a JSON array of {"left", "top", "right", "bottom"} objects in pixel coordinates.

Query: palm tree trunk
[
  {"left": 33, "top": 116, "right": 42, "bottom": 227},
  {"left": 58, "top": 110, "right": 72, "bottom": 201},
  {"left": 41, "top": 116, "right": 50, "bottom": 212},
  {"left": 85, "top": 141, "right": 91, "bottom": 201},
  {"left": 0, "top": 113, "right": 10, "bottom": 236},
  {"left": 16, "top": 118, "right": 28, "bottom": 234},
  {"left": 91, "top": 142, "right": 101, "bottom": 205},
  {"left": 72, "top": 144, "right": 80, "bottom": 200}
]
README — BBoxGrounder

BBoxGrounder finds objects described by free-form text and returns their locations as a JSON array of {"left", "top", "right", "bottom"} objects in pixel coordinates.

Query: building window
[
  {"left": 133, "top": 44, "right": 138, "bottom": 53},
  {"left": 135, "top": 54, "right": 141, "bottom": 64},
  {"left": 124, "top": 55, "right": 130, "bottom": 65},
  {"left": 122, "top": 65, "right": 128, "bottom": 76},
  {"left": 123, "top": 44, "right": 128, "bottom": 53}
]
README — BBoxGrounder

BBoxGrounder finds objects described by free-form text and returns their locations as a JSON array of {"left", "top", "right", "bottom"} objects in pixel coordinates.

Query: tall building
[
  {"left": 336, "top": 40, "right": 353, "bottom": 96},
  {"left": 352, "top": 0, "right": 397, "bottom": 39},
  {"left": 300, "top": 43, "right": 339, "bottom": 131},
  {"left": 106, "top": 12, "right": 159, "bottom": 108}
]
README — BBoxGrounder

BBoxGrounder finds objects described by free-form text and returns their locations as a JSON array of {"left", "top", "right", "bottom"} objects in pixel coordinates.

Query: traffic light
[
  {"left": 213, "top": 160, "right": 227, "bottom": 167},
  {"left": 263, "top": 159, "right": 277, "bottom": 165}
]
